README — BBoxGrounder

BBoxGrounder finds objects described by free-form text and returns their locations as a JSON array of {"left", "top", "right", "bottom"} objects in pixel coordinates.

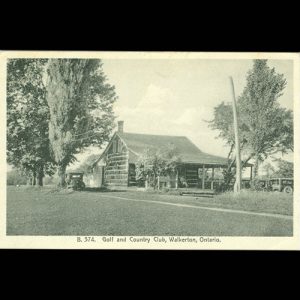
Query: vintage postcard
[{"left": 0, "top": 51, "right": 299, "bottom": 249}]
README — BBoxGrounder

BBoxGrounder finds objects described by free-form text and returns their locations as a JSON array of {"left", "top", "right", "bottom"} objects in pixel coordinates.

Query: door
[{"left": 128, "top": 164, "right": 137, "bottom": 186}]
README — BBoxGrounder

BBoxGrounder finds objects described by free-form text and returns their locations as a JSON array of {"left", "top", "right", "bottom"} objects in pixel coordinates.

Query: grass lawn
[
  {"left": 131, "top": 189, "right": 293, "bottom": 216},
  {"left": 194, "top": 190, "right": 292, "bottom": 216},
  {"left": 6, "top": 186, "right": 293, "bottom": 236}
]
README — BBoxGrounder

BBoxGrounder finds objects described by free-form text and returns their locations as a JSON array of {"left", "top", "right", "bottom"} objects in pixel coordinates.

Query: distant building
[{"left": 91, "top": 121, "right": 252, "bottom": 189}]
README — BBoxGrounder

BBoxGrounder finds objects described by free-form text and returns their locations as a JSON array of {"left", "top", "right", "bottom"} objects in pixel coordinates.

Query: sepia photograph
[{"left": 1, "top": 52, "right": 299, "bottom": 249}]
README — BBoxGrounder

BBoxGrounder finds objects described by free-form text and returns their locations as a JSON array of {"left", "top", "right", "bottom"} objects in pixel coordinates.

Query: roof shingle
[{"left": 118, "top": 132, "right": 229, "bottom": 166}]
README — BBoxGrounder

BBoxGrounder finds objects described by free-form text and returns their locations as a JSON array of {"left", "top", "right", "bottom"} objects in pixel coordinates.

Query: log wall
[{"left": 104, "top": 136, "right": 129, "bottom": 187}]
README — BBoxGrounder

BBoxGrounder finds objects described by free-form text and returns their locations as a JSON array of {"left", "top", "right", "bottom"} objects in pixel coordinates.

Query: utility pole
[{"left": 229, "top": 76, "right": 241, "bottom": 193}]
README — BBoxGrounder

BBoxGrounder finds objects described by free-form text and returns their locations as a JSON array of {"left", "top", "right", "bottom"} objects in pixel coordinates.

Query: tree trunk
[
  {"left": 253, "top": 155, "right": 260, "bottom": 179},
  {"left": 153, "top": 173, "right": 157, "bottom": 190},
  {"left": 37, "top": 166, "right": 44, "bottom": 187},
  {"left": 58, "top": 165, "right": 67, "bottom": 187},
  {"left": 32, "top": 171, "right": 36, "bottom": 186},
  {"left": 27, "top": 177, "right": 32, "bottom": 186},
  {"left": 38, "top": 176, "right": 43, "bottom": 187}
]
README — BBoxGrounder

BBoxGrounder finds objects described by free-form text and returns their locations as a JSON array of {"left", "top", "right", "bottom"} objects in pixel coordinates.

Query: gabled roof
[
  {"left": 93, "top": 131, "right": 253, "bottom": 167},
  {"left": 117, "top": 132, "right": 230, "bottom": 166}
]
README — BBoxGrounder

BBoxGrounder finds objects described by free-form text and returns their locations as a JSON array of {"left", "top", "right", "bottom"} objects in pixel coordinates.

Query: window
[
  {"left": 118, "top": 139, "right": 122, "bottom": 153},
  {"left": 282, "top": 180, "right": 293, "bottom": 185},
  {"left": 270, "top": 179, "right": 279, "bottom": 185}
]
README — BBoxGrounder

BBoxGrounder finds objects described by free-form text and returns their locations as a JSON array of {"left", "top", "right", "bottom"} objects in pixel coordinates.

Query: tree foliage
[
  {"left": 7, "top": 59, "right": 55, "bottom": 186},
  {"left": 46, "top": 59, "right": 117, "bottom": 186},
  {"left": 262, "top": 162, "right": 275, "bottom": 178},
  {"left": 136, "top": 144, "right": 182, "bottom": 189},
  {"left": 73, "top": 154, "right": 99, "bottom": 174},
  {"left": 272, "top": 158, "right": 293, "bottom": 178},
  {"left": 209, "top": 59, "right": 293, "bottom": 177},
  {"left": 7, "top": 169, "right": 28, "bottom": 186}
]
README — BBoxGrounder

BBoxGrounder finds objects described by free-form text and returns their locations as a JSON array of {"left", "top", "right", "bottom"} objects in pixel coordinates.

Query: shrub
[
  {"left": 7, "top": 170, "right": 27, "bottom": 186},
  {"left": 43, "top": 176, "right": 56, "bottom": 186}
]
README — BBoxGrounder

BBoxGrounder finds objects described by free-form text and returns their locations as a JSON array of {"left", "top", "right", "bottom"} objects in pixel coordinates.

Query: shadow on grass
[{"left": 83, "top": 187, "right": 128, "bottom": 193}]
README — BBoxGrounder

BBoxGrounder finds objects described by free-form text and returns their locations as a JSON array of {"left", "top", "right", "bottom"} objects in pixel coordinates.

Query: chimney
[{"left": 118, "top": 120, "right": 124, "bottom": 133}]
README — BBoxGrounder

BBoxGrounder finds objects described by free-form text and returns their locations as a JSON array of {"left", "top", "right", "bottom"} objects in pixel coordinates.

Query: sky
[
  {"left": 8, "top": 58, "right": 293, "bottom": 172},
  {"left": 93, "top": 59, "right": 293, "bottom": 164}
]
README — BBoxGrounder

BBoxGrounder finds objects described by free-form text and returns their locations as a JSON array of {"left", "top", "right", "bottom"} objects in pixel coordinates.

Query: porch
[{"left": 152, "top": 163, "right": 253, "bottom": 191}]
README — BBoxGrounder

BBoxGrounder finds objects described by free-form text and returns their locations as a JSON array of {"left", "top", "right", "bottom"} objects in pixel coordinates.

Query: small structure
[{"left": 92, "top": 121, "right": 252, "bottom": 190}]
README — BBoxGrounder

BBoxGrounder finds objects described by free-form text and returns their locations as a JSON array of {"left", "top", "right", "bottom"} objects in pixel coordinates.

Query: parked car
[
  {"left": 66, "top": 172, "right": 86, "bottom": 191},
  {"left": 268, "top": 178, "right": 293, "bottom": 193}
]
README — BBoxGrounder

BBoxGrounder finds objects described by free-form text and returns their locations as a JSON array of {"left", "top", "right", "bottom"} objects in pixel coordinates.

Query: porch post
[
  {"left": 157, "top": 175, "right": 160, "bottom": 190},
  {"left": 211, "top": 167, "right": 214, "bottom": 190},
  {"left": 202, "top": 164, "right": 205, "bottom": 189},
  {"left": 175, "top": 169, "right": 178, "bottom": 189},
  {"left": 250, "top": 166, "right": 253, "bottom": 181}
]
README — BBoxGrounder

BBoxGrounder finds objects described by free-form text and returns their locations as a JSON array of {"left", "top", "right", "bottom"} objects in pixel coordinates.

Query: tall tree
[
  {"left": 209, "top": 59, "right": 293, "bottom": 178},
  {"left": 238, "top": 59, "right": 291, "bottom": 176},
  {"left": 7, "top": 59, "right": 55, "bottom": 186},
  {"left": 46, "top": 59, "right": 117, "bottom": 186}
]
